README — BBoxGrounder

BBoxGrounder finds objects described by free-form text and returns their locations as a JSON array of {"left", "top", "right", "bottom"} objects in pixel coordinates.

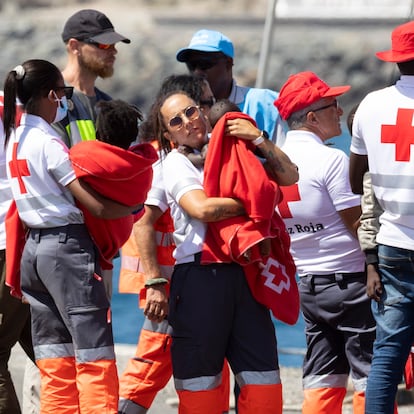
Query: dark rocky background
[{"left": 0, "top": 0, "right": 409, "bottom": 117}]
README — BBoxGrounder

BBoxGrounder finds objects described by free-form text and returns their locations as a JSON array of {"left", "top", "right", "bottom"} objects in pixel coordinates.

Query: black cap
[{"left": 62, "top": 9, "right": 130, "bottom": 44}]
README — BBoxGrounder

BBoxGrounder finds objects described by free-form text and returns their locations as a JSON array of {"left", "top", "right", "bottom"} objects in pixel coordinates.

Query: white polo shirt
[
  {"left": 6, "top": 114, "right": 83, "bottom": 228},
  {"left": 280, "top": 130, "right": 364, "bottom": 276}
]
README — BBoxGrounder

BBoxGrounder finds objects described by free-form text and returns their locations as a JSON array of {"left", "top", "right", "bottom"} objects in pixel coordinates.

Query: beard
[{"left": 78, "top": 53, "right": 114, "bottom": 79}]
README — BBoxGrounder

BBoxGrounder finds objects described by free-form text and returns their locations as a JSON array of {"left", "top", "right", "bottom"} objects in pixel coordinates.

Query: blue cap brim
[{"left": 176, "top": 46, "right": 227, "bottom": 62}]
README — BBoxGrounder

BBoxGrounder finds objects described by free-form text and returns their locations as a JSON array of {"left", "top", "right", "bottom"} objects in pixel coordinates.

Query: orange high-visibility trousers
[
  {"left": 119, "top": 325, "right": 172, "bottom": 409},
  {"left": 37, "top": 357, "right": 79, "bottom": 414},
  {"left": 303, "top": 388, "right": 398, "bottom": 414},
  {"left": 238, "top": 383, "right": 282, "bottom": 414},
  {"left": 303, "top": 387, "right": 347, "bottom": 414},
  {"left": 119, "top": 323, "right": 231, "bottom": 412},
  {"left": 37, "top": 356, "right": 118, "bottom": 414},
  {"left": 177, "top": 382, "right": 280, "bottom": 414}
]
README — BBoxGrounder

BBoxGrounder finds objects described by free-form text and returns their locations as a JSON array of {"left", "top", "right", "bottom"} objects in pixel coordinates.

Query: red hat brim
[{"left": 376, "top": 50, "right": 414, "bottom": 62}]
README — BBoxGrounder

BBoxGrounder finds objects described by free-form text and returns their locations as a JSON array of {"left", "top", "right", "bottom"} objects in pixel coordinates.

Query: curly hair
[
  {"left": 208, "top": 98, "right": 240, "bottom": 128},
  {"left": 95, "top": 99, "right": 143, "bottom": 149}
]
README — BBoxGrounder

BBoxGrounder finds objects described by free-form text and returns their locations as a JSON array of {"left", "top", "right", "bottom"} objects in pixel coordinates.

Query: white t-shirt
[
  {"left": 351, "top": 76, "right": 414, "bottom": 251},
  {"left": 6, "top": 114, "right": 83, "bottom": 228},
  {"left": 145, "top": 150, "right": 169, "bottom": 213},
  {"left": 280, "top": 130, "right": 364, "bottom": 276},
  {"left": 162, "top": 149, "right": 206, "bottom": 264}
]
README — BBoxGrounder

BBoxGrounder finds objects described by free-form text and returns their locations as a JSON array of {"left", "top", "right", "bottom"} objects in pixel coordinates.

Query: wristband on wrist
[
  {"left": 252, "top": 130, "right": 269, "bottom": 146},
  {"left": 144, "top": 277, "right": 169, "bottom": 288}
]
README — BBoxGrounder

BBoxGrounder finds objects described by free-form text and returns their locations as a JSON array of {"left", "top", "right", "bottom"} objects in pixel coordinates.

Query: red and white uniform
[
  {"left": 280, "top": 129, "right": 373, "bottom": 414},
  {"left": 163, "top": 148, "right": 282, "bottom": 414},
  {"left": 6, "top": 114, "right": 83, "bottom": 228},
  {"left": 280, "top": 130, "right": 364, "bottom": 275},
  {"left": 351, "top": 75, "right": 414, "bottom": 251},
  {"left": 6, "top": 113, "right": 118, "bottom": 413}
]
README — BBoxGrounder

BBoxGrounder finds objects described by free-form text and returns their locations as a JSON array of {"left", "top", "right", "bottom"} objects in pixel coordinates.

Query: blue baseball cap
[{"left": 176, "top": 29, "right": 234, "bottom": 62}]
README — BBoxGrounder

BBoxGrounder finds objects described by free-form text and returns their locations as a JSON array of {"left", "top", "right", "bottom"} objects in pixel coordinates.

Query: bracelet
[
  {"left": 252, "top": 130, "right": 269, "bottom": 146},
  {"left": 144, "top": 277, "right": 169, "bottom": 288}
]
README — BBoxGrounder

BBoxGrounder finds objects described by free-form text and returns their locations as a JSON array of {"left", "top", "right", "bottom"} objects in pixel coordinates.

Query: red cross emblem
[
  {"left": 381, "top": 108, "right": 414, "bottom": 162},
  {"left": 261, "top": 257, "right": 290, "bottom": 294},
  {"left": 278, "top": 184, "right": 301, "bottom": 218},
  {"left": 9, "top": 142, "right": 30, "bottom": 194}
]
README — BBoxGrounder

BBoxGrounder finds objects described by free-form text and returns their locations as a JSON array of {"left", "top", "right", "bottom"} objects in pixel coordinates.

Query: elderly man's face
[{"left": 309, "top": 98, "right": 343, "bottom": 140}]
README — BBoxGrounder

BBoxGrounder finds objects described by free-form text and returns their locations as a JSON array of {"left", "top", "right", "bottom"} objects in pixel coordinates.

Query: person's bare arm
[
  {"left": 337, "top": 205, "right": 362, "bottom": 238},
  {"left": 256, "top": 138, "right": 299, "bottom": 186},
  {"left": 67, "top": 178, "right": 141, "bottom": 219},
  {"left": 366, "top": 263, "right": 382, "bottom": 302},
  {"left": 134, "top": 205, "right": 169, "bottom": 322},
  {"left": 179, "top": 189, "right": 245, "bottom": 222},
  {"left": 225, "top": 118, "right": 299, "bottom": 186},
  {"left": 349, "top": 152, "right": 368, "bottom": 195}
]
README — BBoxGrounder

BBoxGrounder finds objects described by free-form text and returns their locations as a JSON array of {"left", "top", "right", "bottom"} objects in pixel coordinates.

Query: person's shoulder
[
  {"left": 359, "top": 85, "right": 394, "bottom": 107},
  {"left": 94, "top": 87, "right": 112, "bottom": 102},
  {"left": 246, "top": 86, "right": 278, "bottom": 100}
]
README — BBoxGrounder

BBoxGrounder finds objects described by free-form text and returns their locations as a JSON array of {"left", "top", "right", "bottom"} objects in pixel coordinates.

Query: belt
[
  {"left": 303, "top": 272, "right": 366, "bottom": 285},
  {"left": 29, "top": 224, "right": 86, "bottom": 243},
  {"left": 303, "top": 272, "right": 366, "bottom": 293}
]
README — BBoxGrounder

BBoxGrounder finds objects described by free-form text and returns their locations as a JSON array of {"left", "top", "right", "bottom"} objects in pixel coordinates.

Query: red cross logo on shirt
[
  {"left": 278, "top": 184, "right": 301, "bottom": 218},
  {"left": 381, "top": 108, "right": 414, "bottom": 162},
  {"left": 9, "top": 142, "right": 30, "bottom": 194}
]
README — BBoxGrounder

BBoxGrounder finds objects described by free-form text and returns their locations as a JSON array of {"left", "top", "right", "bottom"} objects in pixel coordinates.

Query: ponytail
[
  {"left": 3, "top": 66, "right": 22, "bottom": 146},
  {"left": 2, "top": 59, "right": 61, "bottom": 147}
]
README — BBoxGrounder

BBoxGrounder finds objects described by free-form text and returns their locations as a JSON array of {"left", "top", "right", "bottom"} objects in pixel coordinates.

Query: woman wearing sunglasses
[
  {"left": 152, "top": 90, "right": 298, "bottom": 414},
  {"left": 3, "top": 59, "right": 141, "bottom": 413}
]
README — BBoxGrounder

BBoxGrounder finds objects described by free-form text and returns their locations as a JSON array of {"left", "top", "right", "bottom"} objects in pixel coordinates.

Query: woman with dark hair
[
  {"left": 3, "top": 59, "right": 140, "bottom": 413},
  {"left": 151, "top": 89, "right": 298, "bottom": 414}
]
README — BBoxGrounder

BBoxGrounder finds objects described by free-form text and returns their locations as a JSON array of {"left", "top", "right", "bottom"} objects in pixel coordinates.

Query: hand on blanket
[
  {"left": 242, "top": 239, "right": 271, "bottom": 266},
  {"left": 225, "top": 118, "right": 261, "bottom": 141}
]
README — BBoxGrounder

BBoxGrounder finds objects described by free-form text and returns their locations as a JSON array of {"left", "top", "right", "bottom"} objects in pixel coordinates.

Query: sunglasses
[
  {"left": 83, "top": 40, "right": 113, "bottom": 50},
  {"left": 186, "top": 56, "right": 226, "bottom": 72},
  {"left": 311, "top": 100, "right": 339, "bottom": 113},
  {"left": 55, "top": 86, "right": 74, "bottom": 99},
  {"left": 168, "top": 105, "right": 201, "bottom": 130},
  {"left": 199, "top": 97, "right": 216, "bottom": 109}
]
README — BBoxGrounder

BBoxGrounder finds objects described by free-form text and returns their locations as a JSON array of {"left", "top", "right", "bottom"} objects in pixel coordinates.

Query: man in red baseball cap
[
  {"left": 275, "top": 71, "right": 375, "bottom": 414},
  {"left": 349, "top": 19, "right": 414, "bottom": 414}
]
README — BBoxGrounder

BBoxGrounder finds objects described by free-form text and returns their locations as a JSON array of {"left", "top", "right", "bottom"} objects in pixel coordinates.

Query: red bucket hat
[
  {"left": 376, "top": 20, "right": 414, "bottom": 63},
  {"left": 274, "top": 71, "right": 350, "bottom": 120}
]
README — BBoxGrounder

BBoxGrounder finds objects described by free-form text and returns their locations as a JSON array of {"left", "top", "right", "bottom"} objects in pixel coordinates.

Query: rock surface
[{"left": 0, "top": 0, "right": 408, "bottom": 117}]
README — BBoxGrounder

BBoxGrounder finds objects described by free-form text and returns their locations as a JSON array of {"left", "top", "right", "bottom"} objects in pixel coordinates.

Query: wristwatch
[{"left": 252, "top": 130, "right": 269, "bottom": 146}]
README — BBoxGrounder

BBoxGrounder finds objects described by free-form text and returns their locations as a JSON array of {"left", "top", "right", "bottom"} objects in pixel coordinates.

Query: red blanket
[
  {"left": 6, "top": 140, "right": 157, "bottom": 298},
  {"left": 70, "top": 141, "right": 157, "bottom": 269},
  {"left": 201, "top": 112, "right": 299, "bottom": 325}
]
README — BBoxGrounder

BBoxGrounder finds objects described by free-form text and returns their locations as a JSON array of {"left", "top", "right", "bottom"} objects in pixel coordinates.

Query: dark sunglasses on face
[
  {"left": 186, "top": 55, "right": 226, "bottom": 72},
  {"left": 55, "top": 86, "right": 74, "bottom": 99},
  {"left": 83, "top": 39, "right": 113, "bottom": 50},
  {"left": 168, "top": 105, "right": 201, "bottom": 130},
  {"left": 311, "top": 99, "right": 339, "bottom": 113}
]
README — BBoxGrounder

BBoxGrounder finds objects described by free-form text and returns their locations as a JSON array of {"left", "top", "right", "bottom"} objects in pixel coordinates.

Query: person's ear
[
  {"left": 47, "top": 90, "right": 57, "bottom": 103},
  {"left": 163, "top": 130, "right": 172, "bottom": 142},
  {"left": 68, "top": 38, "right": 81, "bottom": 55},
  {"left": 225, "top": 57, "right": 234, "bottom": 70},
  {"left": 306, "top": 111, "right": 318, "bottom": 124}
]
